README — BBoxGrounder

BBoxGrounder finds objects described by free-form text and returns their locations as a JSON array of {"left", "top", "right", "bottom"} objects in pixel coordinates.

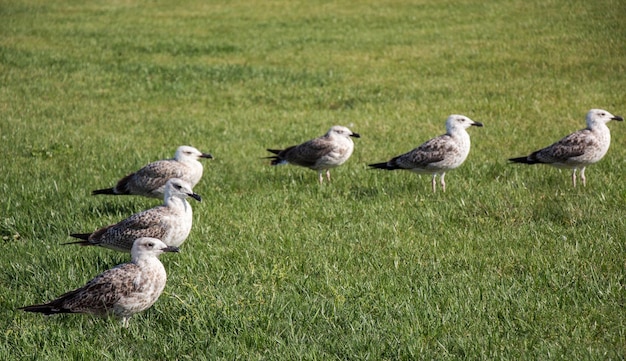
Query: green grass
[{"left": 1, "top": 0, "right": 625, "bottom": 359}]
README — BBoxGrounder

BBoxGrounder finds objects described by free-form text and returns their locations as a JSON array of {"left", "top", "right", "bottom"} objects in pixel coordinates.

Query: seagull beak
[
  {"left": 200, "top": 153, "right": 214, "bottom": 159},
  {"left": 162, "top": 246, "right": 180, "bottom": 253},
  {"left": 612, "top": 115, "right": 624, "bottom": 121},
  {"left": 189, "top": 192, "right": 202, "bottom": 202},
  {"left": 471, "top": 121, "right": 484, "bottom": 127},
  {"left": 350, "top": 132, "right": 361, "bottom": 138}
]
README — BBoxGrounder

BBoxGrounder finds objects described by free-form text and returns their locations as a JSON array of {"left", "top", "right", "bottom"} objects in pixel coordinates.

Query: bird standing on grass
[
  {"left": 266, "top": 125, "right": 360, "bottom": 184},
  {"left": 68, "top": 178, "right": 201, "bottom": 252},
  {"left": 20, "top": 237, "right": 179, "bottom": 328},
  {"left": 509, "top": 109, "right": 623, "bottom": 187},
  {"left": 369, "top": 114, "right": 483, "bottom": 192},
  {"left": 92, "top": 145, "right": 213, "bottom": 198}
]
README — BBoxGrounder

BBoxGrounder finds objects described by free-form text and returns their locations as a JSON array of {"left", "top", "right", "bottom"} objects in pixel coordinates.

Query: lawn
[{"left": 1, "top": 0, "right": 625, "bottom": 359}]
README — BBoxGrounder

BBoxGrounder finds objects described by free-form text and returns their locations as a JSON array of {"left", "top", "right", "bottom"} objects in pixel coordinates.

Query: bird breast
[
  {"left": 180, "top": 161, "right": 204, "bottom": 187},
  {"left": 329, "top": 138, "right": 355, "bottom": 161}
]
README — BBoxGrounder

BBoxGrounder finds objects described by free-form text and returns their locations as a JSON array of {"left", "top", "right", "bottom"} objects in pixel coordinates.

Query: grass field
[{"left": 1, "top": 0, "right": 625, "bottom": 359}]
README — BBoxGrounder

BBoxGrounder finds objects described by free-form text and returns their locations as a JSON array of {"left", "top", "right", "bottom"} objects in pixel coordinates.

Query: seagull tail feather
[
  {"left": 268, "top": 157, "right": 288, "bottom": 166},
  {"left": 264, "top": 152, "right": 288, "bottom": 166}
]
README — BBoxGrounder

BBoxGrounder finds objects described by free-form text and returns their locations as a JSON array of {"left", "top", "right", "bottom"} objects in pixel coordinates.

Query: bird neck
[
  {"left": 179, "top": 157, "right": 200, "bottom": 166},
  {"left": 588, "top": 121, "right": 609, "bottom": 132},
  {"left": 448, "top": 127, "right": 470, "bottom": 140},
  {"left": 131, "top": 255, "right": 163, "bottom": 270},
  {"left": 164, "top": 196, "right": 191, "bottom": 212}
]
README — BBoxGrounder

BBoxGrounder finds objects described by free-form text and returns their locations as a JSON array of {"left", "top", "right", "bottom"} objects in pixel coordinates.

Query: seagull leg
[
  {"left": 571, "top": 169, "right": 577, "bottom": 188},
  {"left": 580, "top": 167, "right": 586, "bottom": 187},
  {"left": 326, "top": 169, "right": 331, "bottom": 183},
  {"left": 440, "top": 172, "right": 446, "bottom": 192},
  {"left": 431, "top": 174, "right": 437, "bottom": 193},
  {"left": 318, "top": 171, "right": 324, "bottom": 184},
  {"left": 122, "top": 317, "right": 129, "bottom": 328}
]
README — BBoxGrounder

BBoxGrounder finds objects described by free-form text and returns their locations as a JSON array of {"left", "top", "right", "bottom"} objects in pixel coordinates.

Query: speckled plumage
[
  {"left": 20, "top": 237, "right": 179, "bottom": 327},
  {"left": 70, "top": 179, "right": 201, "bottom": 252},
  {"left": 369, "top": 115, "right": 483, "bottom": 192},
  {"left": 92, "top": 145, "right": 212, "bottom": 198},
  {"left": 267, "top": 125, "right": 360, "bottom": 184},
  {"left": 509, "top": 109, "right": 623, "bottom": 187}
]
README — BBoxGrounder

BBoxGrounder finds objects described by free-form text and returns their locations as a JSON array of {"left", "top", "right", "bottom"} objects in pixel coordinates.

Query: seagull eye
[{"left": 147, "top": 242, "right": 154, "bottom": 248}]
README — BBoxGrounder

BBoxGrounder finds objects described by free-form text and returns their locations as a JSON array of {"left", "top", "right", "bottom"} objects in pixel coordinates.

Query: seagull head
[
  {"left": 131, "top": 237, "right": 180, "bottom": 260},
  {"left": 586, "top": 109, "right": 623, "bottom": 128},
  {"left": 175, "top": 145, "right": 213, "bottom": 162},
  {"left": 446, "top": 114, "right": 483, "bottom": 133},
  {"left": 164, "top": 178, "right": 202, "bottom": 202},
  {"left": 327, "top": 125, "right": 360, "bottom": 139}
]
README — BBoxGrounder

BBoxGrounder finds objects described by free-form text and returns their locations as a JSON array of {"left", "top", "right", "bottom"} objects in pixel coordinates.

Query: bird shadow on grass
[
  {"left": 84, "top": 199, "right": 154, "bottom": 219},
  {"left": 348, "top": 185, "right": 385, "bottom": 200}
]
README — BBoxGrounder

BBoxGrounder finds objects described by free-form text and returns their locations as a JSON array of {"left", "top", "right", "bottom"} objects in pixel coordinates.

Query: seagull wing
[
  {"left": 123, "top": 160, "right": 185, "bottom": 194},
  {"left": 280, "top": 138, "right": 333, "bottom": 168},
  {"left": 57, "top": 263, "right": 140, "bottom": 314},
  {"left": 87, "top": 208, "right": 168, "bottom": 250},
  {"left": 532, "top": 129, "right": 593, "bottom": 163},
  {"left": 392, "top": 135, "right": 450, "bottom": 169}
]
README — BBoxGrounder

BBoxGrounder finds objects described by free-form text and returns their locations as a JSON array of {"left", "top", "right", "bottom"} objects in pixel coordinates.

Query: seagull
[
  {"left": 20, "top": 237, "right": 178, "bottom": 327},
  {"left": 92, "top": 145, "right": 213, "bottom": 198},
  {"left": 68, "top": 178, "right": 201, "bottom": 252},
  {"left": 266, "top": 125, "right": 360, "bottom": 184},
  {"left": 509, "top": 109, "right": 623, "bottom": 187},
  {"left": 368, "top": 115, "right": 483, "bottom": 192}
]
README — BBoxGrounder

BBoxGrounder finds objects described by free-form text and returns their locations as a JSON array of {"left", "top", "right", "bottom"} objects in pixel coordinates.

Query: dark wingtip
[
  {"left": 69, "top": 233, "right": 91, "bottom": 241},
  {"left": 62, "top": 240, "right": 92, "bottom": 247},
  {"left": 508, "top": 156, "right": 533, "bottom": 164},
  {"left": 19, "top": 304, "right": 71, "bottom": 315},
  {"left": 368, "top": 162, "right": 392, "bottom": 170},
  {"left": 18, "top": 305, "right": 48, "bottom": 313},
  {"left": 91, "top": 188, "right": 116, "bottom": 196}
]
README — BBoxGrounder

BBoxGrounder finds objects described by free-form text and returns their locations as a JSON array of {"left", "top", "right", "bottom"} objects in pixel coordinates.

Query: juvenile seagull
[
  {"left": 266, "top": 125, "right": 360, "bottom": 184},
  {"left": 20, "top": 237, "right": 178, "bottom": 328},
  {"left": 68, "top": 178, "right": 201, "bottom": 252},
  {"left": 92, "top": 145, "right": 213, "bottom": 198},
  {"left": 369, "top": 115, "right": 483, "bottom": 192},
  {"left": 509, "top": 109, "right": 623, "bottom": 187}
]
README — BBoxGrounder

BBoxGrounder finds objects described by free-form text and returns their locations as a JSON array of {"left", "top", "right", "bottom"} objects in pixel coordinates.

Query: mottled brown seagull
[
  {"left": 20, "top": 237, "right": 178, "bottom": 327},
  {"left": 68, "top": 178, "right": 201, "bottom": 252},
  {"left": 369, "top": 114, "right": 483, "bottom": 192},
  {"left": 509, "top": 109, "right": 623, "bottom": 187},
  {"left": 92, "top": 145, "right": 212, "bottom": 198},
  {"left": 266, "top": 125, "right": 360, "bottom": 184}
]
